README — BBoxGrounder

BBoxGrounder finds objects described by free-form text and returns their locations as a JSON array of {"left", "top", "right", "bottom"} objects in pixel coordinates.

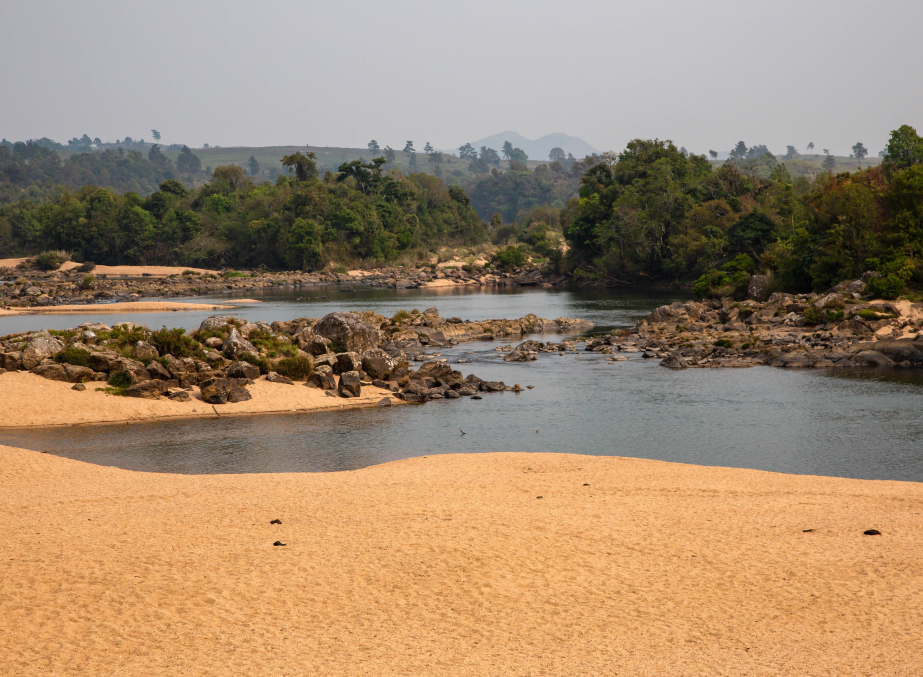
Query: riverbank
[
  {"left": 0, "top": 300, "right": 242, "bottom": 316},
  {"left": 0, "top": 260, "right": 566, "bottom": 310},
  {"left": 0, "top": 371, "right": 399, "bottom": 428},
  {"left": 1, "top": 447, "right": 920, "bottom": 676}
]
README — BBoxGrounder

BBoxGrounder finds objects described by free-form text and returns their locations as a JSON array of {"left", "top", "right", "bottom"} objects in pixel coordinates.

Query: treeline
[
  {"left": 0, "top": 153, "right": 486, "bottom": 270},
  {"left": 562, "top": 125, "right": 923, "bottom": 298},
  {"left": 0, "top": 142, "right": 205, "bottom": 205}
]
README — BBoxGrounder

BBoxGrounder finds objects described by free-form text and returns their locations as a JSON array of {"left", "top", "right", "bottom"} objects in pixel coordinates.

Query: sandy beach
[
  {"left": 0, "top": 258, "right": 218, "bottom": 277},
  {"left": 0, "top": 448, "right": 920, "bottom": 676},
  {"left": 0, "top": 372, "right": 398, "bottom": 428},
  {"left": 0, "top": 301, "right": 240, "bottom": 316}
]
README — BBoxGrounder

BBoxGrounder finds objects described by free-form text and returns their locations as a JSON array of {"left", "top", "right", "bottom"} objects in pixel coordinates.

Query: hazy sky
[{"left": 2, "top": 0, "right": 921, "bottom": 156}]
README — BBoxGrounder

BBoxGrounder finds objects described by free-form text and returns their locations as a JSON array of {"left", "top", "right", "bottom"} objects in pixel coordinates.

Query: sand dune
[
  {"left": 0, "top": 372, "right": 399, "bottom": 428},
  {"left": 1, "top": 447, "right": 920, "bottom": 676}
]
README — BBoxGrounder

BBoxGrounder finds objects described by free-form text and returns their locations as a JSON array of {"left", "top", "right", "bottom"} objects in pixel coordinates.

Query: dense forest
[
  {"left": 3, "top": 126, "right": 922, "bottom": 300},
  {"left": 0, "top": 153, "right": 485, "bottom": 270},
  {"left": 562, "top": 125, "right": 923, "bottom": 298}
]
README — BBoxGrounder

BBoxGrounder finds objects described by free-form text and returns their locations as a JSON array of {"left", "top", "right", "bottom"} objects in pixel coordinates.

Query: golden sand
[
  {"left": 0, "top": 372, "right": 399, "bottom": 429},
  {"left": 0, "top": 301, "right": 239, "bottom": 316},
  {"left": 0, "top": 445, "right": 920, "bottom": 676}
]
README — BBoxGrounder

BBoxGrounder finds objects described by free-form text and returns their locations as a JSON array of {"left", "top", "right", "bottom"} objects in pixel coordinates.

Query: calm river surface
[{"left": 3, "top": 286, "right": 923, "bottom": 481}]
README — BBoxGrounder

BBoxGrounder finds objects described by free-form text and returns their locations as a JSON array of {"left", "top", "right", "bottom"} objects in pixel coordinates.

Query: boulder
[
  {"left": 167, "top": 389, "right": 191, "bottom": 402},
  {"left": 146, "top": 361, "right": 172, "bottom": 381},
  {"left": 133, "top": 341, "right": 159, "bottom": 360},
  {"left": 504, "top": 348, "right": 537, "bottom": 362},
  {"left": 771, "top": 352, "right": 816, "bottom": 368},
  {"left": 125, "top": 380, "right": 167, "bottom": 399},
  {"left": 659, "top": 354, "right": 688, "bottom": 370},
  {"left": 110, "top": 357, "right": 151, "bottom": 385},
  {"left": 227, "top": 361, "right": 261, "bottom": 380},
  {"left": 199, "top": 316, "right": 235, "bottom": 332},
  {"left": 265, "top": 371, "right": 294, "bottom": 385},
  {"left": 1, "top": 351, "right": 23, "bottom": 371},
  {"left": 423, "top": 307, "right": 439, "bottom": 316},
  {"left": 22, "top": 336, "right": 65, "bottom": 370},
  {"left": 31, "top": 362, "right": 69, "bottom": 381},
  {"left": 221, "top": 328, "right": 258, "bottom": 360},
  {"left": 161, "top": 354, "right": 190, "bottom": 380},
  {"left": 415, "top": 360, "right": 453, "bottom": 380},
  {"left": 852, "top": 350, "right": 894, "bottom": 368},
  {"left": 306, "top": 365, "right": 336, "bottom": 390},
  {"left": 227, "top": 387, "right": 252, "bottom": 402},
  {"left": 88, "top": 348, "right": 120, "bottom": 372},
  {"left": 314, "top": 312, "right": 379, "bottom": 354},
  {"left": 747, "top": 274, "right": 771, "bottom": 301},
  {"left": 63, "top": 364, "right": 96, "bottom": 383},
  {"left": 337, "top": 370, "right": 362, "bottom": 398},
  {"left": 857, "top": 341, "right": 923, "bottom": 363},
  {"left": 71, "top": 383, "right": 86, "bottom": 391},
  {"left": 333, "top": 351, "right": 362, "bottom": 375},
  {"left": 303, "top": 336, "right": 332, "bottom": 356},
  {"left": 199, "top": 377, "right": 232, "bottom": 404},
  {"left": 361, "top": 348, "right": 396, "bottom": 380},
  {"left": 204, "top": 337, "right": 223, "bottom": 348}
]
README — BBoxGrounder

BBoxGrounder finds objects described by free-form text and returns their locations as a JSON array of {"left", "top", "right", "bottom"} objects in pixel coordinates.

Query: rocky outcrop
[
  {"left": 337, "top": 371, "right": 362, "bottom": 398},
  {"left": 361, "top": 348, "right": 396, "bottom": 380},
  {"left": 22, "top": 336, "right": 65, "bottom": 370},
  {"left": 221, "top": 328, "right": 258, "bottom": 360},
  {"left": 315, "top": 312, "right": 379, "bottom": 354}
]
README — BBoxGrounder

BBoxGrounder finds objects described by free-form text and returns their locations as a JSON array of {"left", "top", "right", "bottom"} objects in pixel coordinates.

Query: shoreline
[
  {"left": 0, "top": 372, "right": 400, "bottom": 429},
  {"left": 2, "top": 446, "right": 921, "bottom": 675},
  {"left": 0, "top": 300, "right": 243, "bottom": 316}
]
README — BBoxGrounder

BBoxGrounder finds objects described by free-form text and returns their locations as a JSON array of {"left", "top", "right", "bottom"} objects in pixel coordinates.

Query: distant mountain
[{"left": 450, "top": 131, "right": 600, "bottom": 162}]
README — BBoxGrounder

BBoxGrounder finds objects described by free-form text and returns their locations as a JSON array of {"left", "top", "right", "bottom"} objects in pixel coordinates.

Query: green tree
[
  {"left": 384, "top": 146, "right": 396, "bottom": 164},
  {"left": 785, "top": 145, "right": 798, "bottom": 159},
  {"left": 368, "top": 140, "right": 380, "bottom": 154},
  {"left": 852, "top": 142, "right": 868, "bottom": 160},
  {"left": 807, "top": 142, "right": 815, "bottom": 155},
  {"left": 459, "top": 143, "right": 476, "bottom": 160},
  {"left": 709, "top": 150, "right": 718, "bottom": 161},
  {"left": 502, "top": 140, "right": 514, "bottom": 160},
  {"left": 403, "top": 141, "right": 415, "bottom": 154},
  {"left": 281, "top": 151, "right": 318, "bottom": 181},
  {"left": 480, "top": 146, "right": 500, "bottom": 166},
  {"left": 509, "top": 148, "right": 528, "bottom": 163},
  {"left": 823, "top": 153, "right": 836, "bottom": 171},
  {"left": 247, "top": 155, "right": 260, "bottom": 176},
  {"left": 176, "top": 146, "right": 201, "bottom": 174},
  {"left": 883, "top": 125, "right": 923, "bottom": 170},
  {"left": 549, "top": 147, "right": 566, "bottom": 163},
  {"left": 151, "top": 130, "right": 161, "bottom": 142},
  {"left": 424, "top": 142, "right": 434, "bottom": 154},
  {"left": 729, "top": 141, "right": 748, "bottom": 160}
]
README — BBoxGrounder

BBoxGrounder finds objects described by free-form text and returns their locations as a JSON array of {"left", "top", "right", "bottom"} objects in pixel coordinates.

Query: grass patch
[
  {"left": 858, "top": 308, "right": 895, "bottom": 321},
  {"left": 95, "top": 386, "right": 127, "bottom": 396},
  {"left": 221, "top": 271, "right": 251, "bottom": 278},
  {"left": 713, "top": 339, "right": 734, "bottom": 349},
  {"left": 274, "top": 355, "right": 314, "bottom": 380},
  {"left": 150, "top": 326, "right": 202, "bottom": 358},
  {"left": 53, "top": 346, "right": 92, "bottom": 367},
  {"left": 107, "top": 371, "right": 133, "bottom": 389},
  {"left": 392, "top": 309, "right": 411, "bottom": 323}
]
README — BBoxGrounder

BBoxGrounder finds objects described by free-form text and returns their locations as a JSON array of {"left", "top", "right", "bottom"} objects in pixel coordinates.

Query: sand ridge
[
  {"left": 0, "top": 371, "right": 399, "bottom": 428},
  {"left": 0, "top": 447, "right": 921, "bottom": 675},
  {"left": 0, "top": 300, "right": 240, "bottom": 316}
]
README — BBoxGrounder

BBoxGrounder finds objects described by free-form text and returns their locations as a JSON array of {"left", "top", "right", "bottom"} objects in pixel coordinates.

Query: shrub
[
  {"left": 35, "top": 250, "right": 68, "bottom": 270},
  {"left": 78, "top": 261, "right": 96, "bottom": 273},
  {"left": 492, "top": 245, "right": 526, "bottom": 271},
  {"left": 241, "top": 353, "right": 271, "bottom": 375},
  {"left": 858, "top": 308, "right": 895, "bottom": 321},
  {"left": 54, "top": 346, "right": 92, "bottom": 367},
  {"left": 391, "top": 309, "right": 411, "bottom": 323},
  {"left": 693, "top": 270, "right": 727, "bottom": 297},
  {"left": 803, "top": 306, "right": 824, "bottom": 325},
  {"left": 274, "top": 355, "right": 314, "bottom": 380},
  {"left": 78, "top": 275, "right": 95, "bottom": 290},
  {"left": 714, "top": 339, "right": 734, "bottom": 349},
  {"left": 866, "top": 274, "right": 904, "bottom": 299},
  {"left": 107, "top": 371, "right": 133, "bottom": 389},
  {"left": 181, "top": 270, "right": 201, "bottom": 276},
  {"left": 221, "top": 271, "right": 250, "bottom": 278},
  {"left": 149, "top": 326, "right": 201, "bottom": 358}
]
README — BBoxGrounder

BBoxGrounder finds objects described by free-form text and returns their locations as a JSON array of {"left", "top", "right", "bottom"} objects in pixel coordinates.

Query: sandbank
[
  {"left": 0, "top": 371, "right": 399, "bottom": 428},
  {"left": 0, "top": 259, "right": 218, "bottom": 276},
  {"left": 0, "top": 447, "right": 920, "bottom": 676},
  {"left": 0, "top": 301, "right": 238, "bottom": 316}
]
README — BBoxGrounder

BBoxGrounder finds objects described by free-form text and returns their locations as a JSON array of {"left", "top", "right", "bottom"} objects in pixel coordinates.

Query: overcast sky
[{"left": 2, "top": 0, "right": 921, "bottom": 157}]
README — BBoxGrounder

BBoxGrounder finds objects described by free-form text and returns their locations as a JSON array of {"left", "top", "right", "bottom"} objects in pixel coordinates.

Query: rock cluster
[
  {"left": 620, "top": 288, "right": 923, "bottom": 370},
  {"left": 1, "top": 308, "right": 536, "bottom": 407}
]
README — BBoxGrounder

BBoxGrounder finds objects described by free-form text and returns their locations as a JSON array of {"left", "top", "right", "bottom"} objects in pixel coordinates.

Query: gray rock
[
  {"left": 199, "top": 377, "right": 232, "bottom": 404},
  {"left": 227, "top": 361, "right": 261, "bottom": 380},
  {"left": 22, "top": 336, "right": 65, "bottom": 370},
  {"left": 333, "top": 351, "right": 362, "bottom": 375},
  {"left": 747, "top": 274, "right": 771, "bottom": 301},
  {"left": 227, "top": 387, "right": 252, "bottom": 402},
  {"left": 88, "top": 348, "right": 120, "bottom": 372},
  {"left": 659, "top": 354, "right": 688, "bottom": 369},
  {"left": 110, "top": 357, "right": 150, "bottom": 385},
  {"left": 1, "top": 351, "right": 23, "bottom": 371},
  {"left": 31, "top": 362, "right": 69, "bottom": 381},
  {"left": 167, "top": 389, "right": 191, "bottom": 402},
  {"left": 204, "top": 337, "right": 223, "bottom": 348},
  {"left": 63, "top": 364, "right": 96, "bottom": 383},
  {"left": 199, "top": 315, "right": 235, "bottom": 332},
  {"left": 337, "top": 370, "right": 362, "bottom": 398},
  {"left": 361, "top": 348, "right": 396, "bottom": 380},
  {"left": 133, "top": 341, "right": 159, "bottom": 360},
  {"left": 146, "top": 361, "right": 172, "bottom": 381},
  {"left": 306, "top": 365, "right": 337, "bottom": 390},
  {"left": 315, "top": 312, "right": 379, "bottom": 354},
  {"left": 303, "top": 336, "right": 332, "bottom": 356},
  {"left": 71, "top": 383, "right": 86, "bottom": 391},
  {"left": 265, "top": 371, "right": 294, "bottom": 385},
  {"left": 378, "top": 397, "right": 392, "bottom": 406},
  {"left": 125, "top": 380, "right": 167, "bottom": 399},
  {"left": 852, "top": 350, "right": 894, "bottom": 368},
  {"left": 221, "top": 328, "right": 258, "bottom": 360}
]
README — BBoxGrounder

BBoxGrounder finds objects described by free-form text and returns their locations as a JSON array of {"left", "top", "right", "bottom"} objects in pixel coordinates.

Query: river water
[{"left": 3, "top": 286, "right": 923, "bottom": 481}]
